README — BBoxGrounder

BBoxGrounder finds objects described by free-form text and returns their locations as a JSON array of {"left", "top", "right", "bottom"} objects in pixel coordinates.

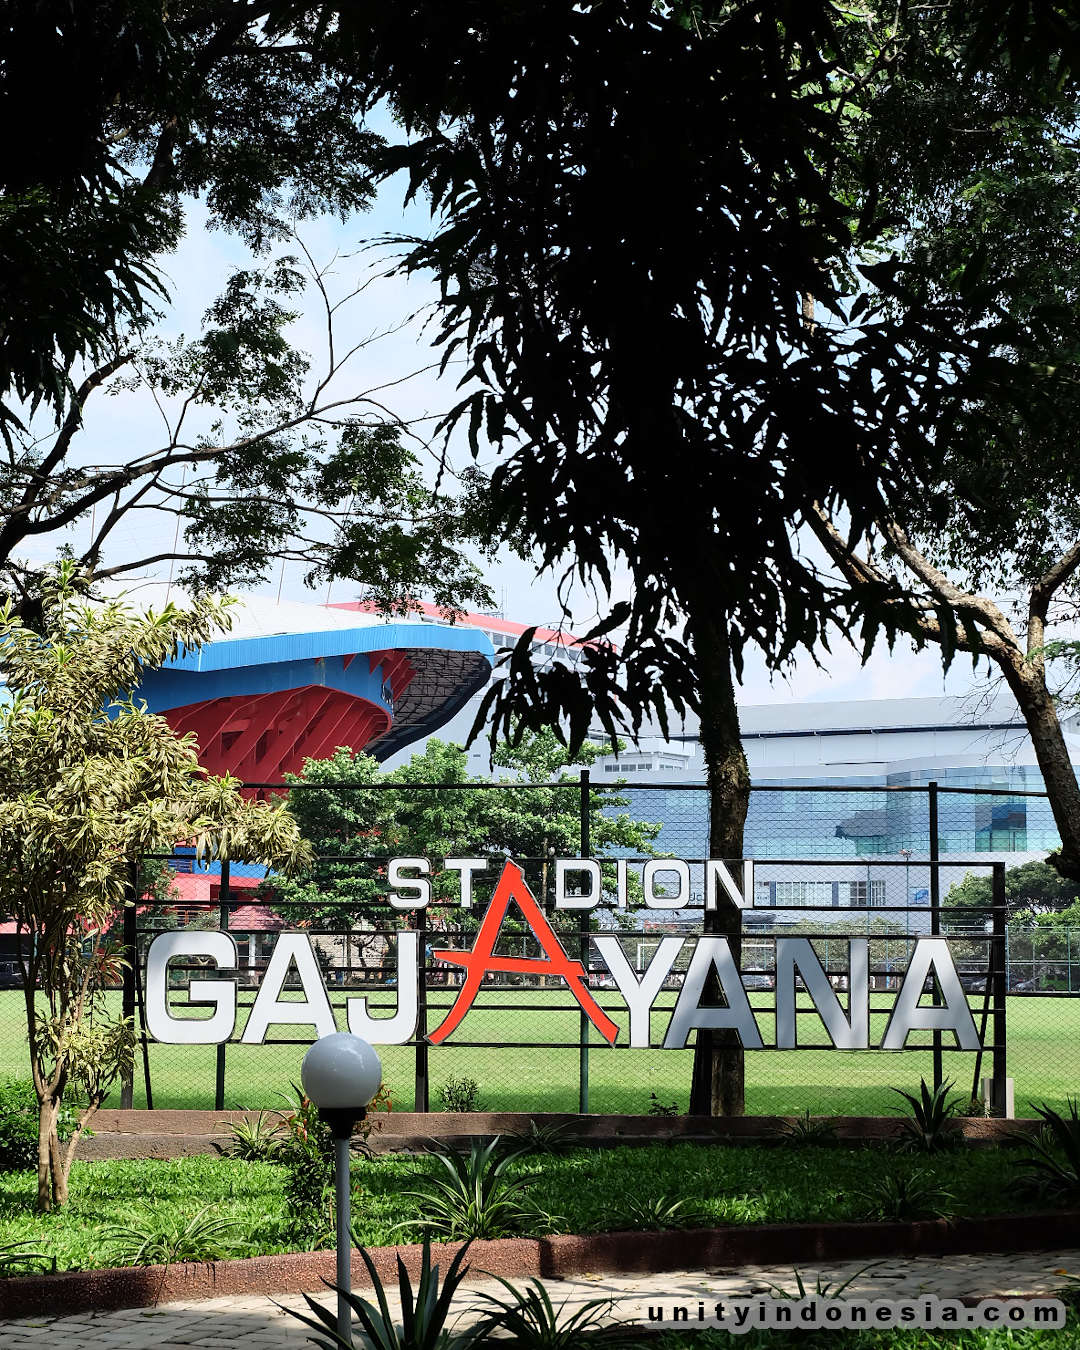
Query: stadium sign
[{"left": 145, "top": 858, "right": 980, "bottom": 1052}]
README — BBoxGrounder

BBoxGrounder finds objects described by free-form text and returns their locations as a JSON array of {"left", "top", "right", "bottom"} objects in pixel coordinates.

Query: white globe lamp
[{"left": 302, "top": 1031, "right": 383, "bottom": 1129}]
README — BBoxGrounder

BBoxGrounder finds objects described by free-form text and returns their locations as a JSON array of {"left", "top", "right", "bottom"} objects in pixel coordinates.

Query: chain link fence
[{"left": 62, "top": 779, "right": 1077, "bottom": 1118}]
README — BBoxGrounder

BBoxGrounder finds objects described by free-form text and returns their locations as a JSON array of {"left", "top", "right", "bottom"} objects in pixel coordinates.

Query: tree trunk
[
  {"left": 688, "top": 608, "right": 751, "bottom": 1116},
  {"left": 36, "top": 1096, "right": 60, "bottom": 1213},
  {"left": 998, "top": 658, "right": 1080, "bottom": 881},
  {"left": 48, "top": 1116, "right": 68, "bottom": 1208}
]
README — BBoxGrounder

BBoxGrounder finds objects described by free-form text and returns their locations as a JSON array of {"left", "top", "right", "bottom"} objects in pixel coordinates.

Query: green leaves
[
  {"left": 1012, "top": 1099, "right": 1080, "bottom": 1201},
  {"left": 397, "top": 1138, "right": 544, "bottom": 1242},
  {"left": 287, "top": 1236, "right": 482, "bottom": 1350},
  {"left": 0, "top": 569, "right": 311, "bottom": 1206},
  {"left": 273, "top": 732, "right": 662, "bottom": 930}
]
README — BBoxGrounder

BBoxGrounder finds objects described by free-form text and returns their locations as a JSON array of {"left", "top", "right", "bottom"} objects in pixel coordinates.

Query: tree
[
  {"left": 0, "top": 564, "right": 311, "bottom": 1210},
  {"left": 0, "top": 4, "right": 499, "bottom": 619},
  {"left": 1, "top": 246, "right": 493, "bottom": 614},
  {"left": 0, "top": 2, "right": 381, "bottom": 431},
  {"left": 271, "top": 731, "right": 662, "bottom": 945},
  {"left": 945, "top": 861, "right": 1080, "bottom": 928},
  {"left": 310, "top": 0, "right": 1038, "bottom": 1114},
  {"left": 803, "top": 6, "right": 1080, "bottom": 883}
]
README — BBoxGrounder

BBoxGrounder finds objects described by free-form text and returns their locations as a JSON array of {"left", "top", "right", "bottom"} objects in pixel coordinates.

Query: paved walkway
[{"left": 3, "top": 1249, "right": 1078, "bottom": 1348}]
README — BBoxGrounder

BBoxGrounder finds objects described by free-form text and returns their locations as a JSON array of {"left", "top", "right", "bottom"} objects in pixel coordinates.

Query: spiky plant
[
  {"left": 105, "top": 1206, "right": 242, "bottom": 1268},
  {"left": 471, "top": 1275, "right": 633, "bottom": 1348},
  {"left": 399, "top": 1138, "right": 543, "bottom": 1241},
  {"left": 771, "top": 1110, "right": 839, "bottom": 1147},
  {"left": 892, "top": 1078, "right": 962, "bottom": 1153},
  {"left": 285, "top": 1236, "right": 486, "bottom": 1350},
  {"left": 607, "top": 1195, "right": 707, "bottom": 1232},
  {"left": 1012, "top": 1100, "right": 1080, "bottom": 1201},
  {"left": 854, "top": 1168, "right": 954, "bottom": 1221}
]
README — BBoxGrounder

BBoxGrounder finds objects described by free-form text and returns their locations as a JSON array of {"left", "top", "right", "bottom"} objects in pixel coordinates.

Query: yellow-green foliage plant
[{"left": 0, "top": 563, "right": 311, "bottom": 1210}]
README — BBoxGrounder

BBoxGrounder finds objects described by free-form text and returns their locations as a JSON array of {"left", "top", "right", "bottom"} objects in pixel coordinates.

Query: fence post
[
  {"left": 414, "top": 908, "right": 429, "bottom": 1112},
  {"left": 928, "top": 780, "right": 943, "bottom": 1091},
  {"left": 578, "top": 769, "right": 591, "bottom": 1116},
  {"left": 120, "top": 861, "right": 139, "bottom": 1109},
  {"left": 991, "top": 861, "right": 1008, "bottom": 1115},
  {"left": 214, "top": 860, "right": 230, "bottom": 1111}
]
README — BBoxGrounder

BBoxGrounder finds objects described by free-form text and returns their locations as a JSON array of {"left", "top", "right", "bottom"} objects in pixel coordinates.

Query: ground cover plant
[
  {"left": 0, "top": 990, "right": 1073, "bottom": 1118},
  {"left": 0, "top": 1142, "right": 1064, "bottom": 1276}
]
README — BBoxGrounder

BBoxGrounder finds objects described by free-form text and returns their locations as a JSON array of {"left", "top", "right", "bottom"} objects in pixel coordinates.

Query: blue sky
[{"left": 31, "top": 150, "right": 997, "bottom": 713}]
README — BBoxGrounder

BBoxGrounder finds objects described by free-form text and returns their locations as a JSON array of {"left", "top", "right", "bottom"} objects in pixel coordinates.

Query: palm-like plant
[
  {"left": 1013, "top": 1100, "right": 1080, "bottom": 1201},
  {"left": 286, "top": 1236, "right": 485, "bottom": 1350},
  {"left": 400, "top": 1138, "right": 543, "bottom": 1240},
  {"left": 0, "top": 1239, "right": 50, "bottom": 1272},
  {"left": 854, "top": 1168, "right": 954, "bottom": 1221},
  {"left": 471, "top": 1275, "right": 630, "bottom": 1348},
  {"left": 606, "top": 1195, "right": 707, "bottom": 1232},
  {"left": 892, "top": 1078, "right": 962, "bottom": 1153},
  {"left": 105, "top": 1206, "right": 242, "bottom": 1267},
  {"left": 771, "top": 1110, "right": 838, "bottom": 1147},
  {"left": 213, "top": 1110, "right": 286, "bottom": 1162}
]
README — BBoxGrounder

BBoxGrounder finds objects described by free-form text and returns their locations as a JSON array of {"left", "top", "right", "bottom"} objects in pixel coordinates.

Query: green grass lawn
[
  {"left": 0, "top": 1141, "right": 1061, "bottom": 1276},
  {"left": 0, "top": 989, "right": 1075, "bottom": 1117}
]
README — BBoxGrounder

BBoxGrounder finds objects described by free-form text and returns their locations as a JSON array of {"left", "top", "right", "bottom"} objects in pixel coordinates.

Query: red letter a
[{"left": 428, "top": 860, "right": 618, "bottom": 1045}]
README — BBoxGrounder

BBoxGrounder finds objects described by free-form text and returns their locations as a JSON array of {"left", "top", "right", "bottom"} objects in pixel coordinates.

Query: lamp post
[{"left": 301, "top": 1032, "right": 383, "bottom": 1347}]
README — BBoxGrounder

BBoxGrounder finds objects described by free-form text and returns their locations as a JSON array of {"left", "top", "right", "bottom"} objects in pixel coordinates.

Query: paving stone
[{"left": 2, "top": 1250, "right": 1077, "bottom": 1348}]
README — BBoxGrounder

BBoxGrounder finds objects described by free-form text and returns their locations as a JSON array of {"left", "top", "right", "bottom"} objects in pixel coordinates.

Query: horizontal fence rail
[{"left": 2, "top": 775, "right": 1057, "bottom": 1117}]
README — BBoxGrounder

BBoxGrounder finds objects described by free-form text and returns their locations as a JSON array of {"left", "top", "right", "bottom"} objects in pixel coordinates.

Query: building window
[
  {"left": 773, "top": 881, "right": 832, "bottom": 907},
  {"left": 170, "top": 906, "right": 212, "bottom": 926},
  {"left": 837, "top": 880, "right": 886, "bottom": 907}
]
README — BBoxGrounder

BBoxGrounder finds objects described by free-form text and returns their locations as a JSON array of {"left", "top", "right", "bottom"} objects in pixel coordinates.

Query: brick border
[
  {"left": 1, "top": 1211, "right": 1077, "bottom": 1319},
  {"left": 77, "top": 1110, "right": 1037, "bottom": 1160}
]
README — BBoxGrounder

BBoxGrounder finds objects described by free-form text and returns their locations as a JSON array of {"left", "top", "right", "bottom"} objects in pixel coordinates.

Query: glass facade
[{"left": 610, "top": 764, "right": 1060, "bottom": 863}]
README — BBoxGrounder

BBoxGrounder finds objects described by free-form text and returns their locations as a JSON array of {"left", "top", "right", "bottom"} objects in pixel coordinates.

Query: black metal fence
[{"left": 105, "top": 777, "right": 1080, "bottom": 1117}]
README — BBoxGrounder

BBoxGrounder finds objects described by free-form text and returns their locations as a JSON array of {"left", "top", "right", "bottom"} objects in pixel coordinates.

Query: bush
[
  {"left": 892, "top": 1078, "right": 962, "bottom": 1153},
  {"left": 276, "top": 1087, "right": 337, "bottom": 1244},
  {"left": 0, "top": 1078, "right": 78, "bottom": 1173},
  {"left": 400, "top": 1138, "right": 543, "bottom": 1240},
  {"left": 438, "top": 1075, "right": 482, "bottom": 1113},
  {"left": 647, "top": 1093, "right": 680, "bottom": 1118},
  {"left": 1013, "top": 1099, "right": 1080, "bottom": 1201}
]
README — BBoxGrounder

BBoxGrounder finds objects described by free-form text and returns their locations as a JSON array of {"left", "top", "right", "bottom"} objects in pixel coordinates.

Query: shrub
[
  {"left": 892, "top": 1078, "right": 962, "bottom": 1153},
  {"left": 1013, "top": 1100, "right": 1080, "bottom": 1201},
  {"left": 854, "top": 1167, "right": 954, "bottom": 1221},
  {"left": 280, "top": 1090, "right": 336, "bottom": 1243},
  {"left": 287, "top": 1236, "right": 478, "bottom": 1350},
  {"left": 438, "top": 1075, "right": 482, "bottom": 1113},
  {"left": 400, "top": 1138, "right": 543, "bottom": 1240},
  {"left": 0, "top": 1078, "right": 78, "bottom": 1173},
  {"left": 646, "top": 1093, "right": 680, "bottom": 1117}
]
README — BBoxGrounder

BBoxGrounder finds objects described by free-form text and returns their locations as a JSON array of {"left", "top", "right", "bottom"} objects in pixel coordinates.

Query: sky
[{"left": 28, "top": 148, "right": 1004, "bottom": 715}]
